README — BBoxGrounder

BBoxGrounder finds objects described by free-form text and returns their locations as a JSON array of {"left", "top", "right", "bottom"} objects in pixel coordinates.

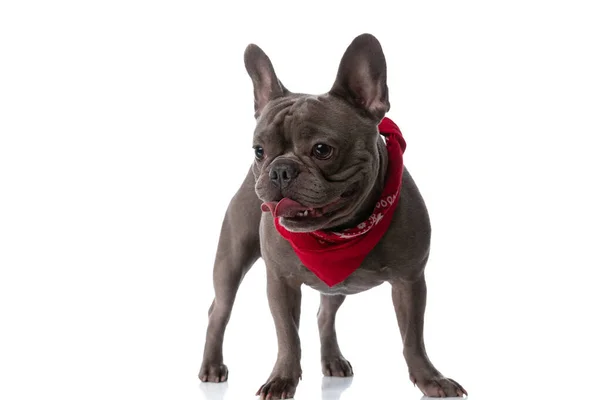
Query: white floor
[{"left": 199, "top": 358, "right": 462, "bottom": 400}]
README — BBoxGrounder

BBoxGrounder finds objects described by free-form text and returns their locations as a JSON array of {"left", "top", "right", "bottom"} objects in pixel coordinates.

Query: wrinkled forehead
[{"left": 253, "top": 94, "right": 369, "bottom": 145}]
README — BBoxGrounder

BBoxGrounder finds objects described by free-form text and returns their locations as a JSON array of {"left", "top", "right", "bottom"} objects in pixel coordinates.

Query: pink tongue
[
  {"left": 261, "top": 198, "right": 307, "bottom": 218},
  {"left": 261, "top": 202, "right": 278, "bottom": 214}
]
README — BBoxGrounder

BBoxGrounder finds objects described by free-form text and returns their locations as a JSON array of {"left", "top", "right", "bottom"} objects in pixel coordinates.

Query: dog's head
[{"left": 245, "top": 34, "right": 390, "bottom": 232}]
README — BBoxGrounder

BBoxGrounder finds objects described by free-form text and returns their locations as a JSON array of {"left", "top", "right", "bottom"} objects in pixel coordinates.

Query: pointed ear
[
  {"left": 329, "top": 34, "right": 390, "bottom": 121},
  {"left": 244, "top": 44, "right": 288, "bottom": 117}
]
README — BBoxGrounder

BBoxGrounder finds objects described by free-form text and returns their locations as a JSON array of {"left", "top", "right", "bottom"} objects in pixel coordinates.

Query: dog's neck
[{"left": 330, "top": 136, "right": 389, "bottom": 231}]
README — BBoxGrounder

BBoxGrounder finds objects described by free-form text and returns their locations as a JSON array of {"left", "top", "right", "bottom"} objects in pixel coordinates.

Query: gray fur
[{"left": 199, "top": 33, "right": 467, "bottom": 399}]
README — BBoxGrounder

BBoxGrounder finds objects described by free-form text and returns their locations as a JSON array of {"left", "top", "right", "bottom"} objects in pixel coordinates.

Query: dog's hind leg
[
  {"left": 318, "top": 294, "right": 354, "bottom": 377},
  {"left": 199, "top": 166, "right": 262, "bottom": 383}
]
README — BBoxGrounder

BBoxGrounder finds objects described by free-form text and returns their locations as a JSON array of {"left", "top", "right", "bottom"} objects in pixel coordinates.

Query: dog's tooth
[{"left": 304, "top": 210, "right": 308, "bottom": 216}]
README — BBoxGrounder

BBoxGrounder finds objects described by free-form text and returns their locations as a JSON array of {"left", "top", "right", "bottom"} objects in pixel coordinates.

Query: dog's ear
[
  {"left": 329, "top": 33, "right": 390, "bottom": 121},
  {"left": 244, "top": 44, "right": 288, "bottom": 117}
]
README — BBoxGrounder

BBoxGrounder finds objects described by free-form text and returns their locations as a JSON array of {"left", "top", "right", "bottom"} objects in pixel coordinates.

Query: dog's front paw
[
  {"left": 322, "top": 355, "right": 353, "bottom": 377},
  {"left": 410, "top": 373, "right": 467, "bottom": 398},
  {"left": 198, "top": 361, "right": 228, "bottom": 383},
  {"left": 256, "top": 376, "right": 299, "bottom": 399}
]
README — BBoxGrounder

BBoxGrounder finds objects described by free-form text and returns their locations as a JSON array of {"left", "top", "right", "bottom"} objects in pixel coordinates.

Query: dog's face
[{"left": 245, "top": 34, "right": 391, "bottom": 232}]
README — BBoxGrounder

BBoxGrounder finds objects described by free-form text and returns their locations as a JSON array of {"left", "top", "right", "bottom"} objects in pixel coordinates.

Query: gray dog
[{"left": 199, "top": 33, "right": 467, "bottom": 399}]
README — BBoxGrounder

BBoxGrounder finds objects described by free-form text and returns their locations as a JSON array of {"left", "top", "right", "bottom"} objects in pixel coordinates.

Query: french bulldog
[{"left": 199, "top": 33, "right": 467, "bottom": 399}]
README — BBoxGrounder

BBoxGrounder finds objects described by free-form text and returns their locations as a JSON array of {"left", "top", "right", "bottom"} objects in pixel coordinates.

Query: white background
[{"left": 1, "top": 1, "right": 599, "bottom": 399}]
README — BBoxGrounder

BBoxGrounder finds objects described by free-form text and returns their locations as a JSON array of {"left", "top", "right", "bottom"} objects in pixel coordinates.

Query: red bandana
[{"left": 264, "top": 117, "right": 406, "bottom": 287}]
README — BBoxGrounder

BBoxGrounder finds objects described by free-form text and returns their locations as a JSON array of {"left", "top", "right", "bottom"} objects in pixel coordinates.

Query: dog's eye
[
  {"left": 254, "top": 146, "right": 265, "bottom": 160},
  {"left": 312, "top": 143, "right": 333, "bottom": 160},
  {"left": 254, "top": 146, "right": 264, "bottom": 160}
]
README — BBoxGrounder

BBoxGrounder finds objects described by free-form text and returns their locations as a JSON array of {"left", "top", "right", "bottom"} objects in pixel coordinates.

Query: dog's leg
[
  {"left": 317, "top": 294, "right": 353, "bottom": 377},
  {"left": 199, "top": 167, "right": 262, "bottom": 383},
  {"left": 391, "top": 274, "right": 467, "bottom": 397},
  {"left": 256, "top": 269, "right": 302, "bottom": 399}
]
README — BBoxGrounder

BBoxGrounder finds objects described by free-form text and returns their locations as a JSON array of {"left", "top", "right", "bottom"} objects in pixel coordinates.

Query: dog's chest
[
  {"left": 303, "top": 262, "right": 390, "bottom": 295},
  {"left": 279, "top": 246, "right": 394, "bottom": 295}
]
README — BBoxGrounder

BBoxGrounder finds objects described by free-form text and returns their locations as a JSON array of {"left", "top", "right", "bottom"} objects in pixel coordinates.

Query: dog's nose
[{"left": 269, "top": 162, "right": 299, "bottom": 189}]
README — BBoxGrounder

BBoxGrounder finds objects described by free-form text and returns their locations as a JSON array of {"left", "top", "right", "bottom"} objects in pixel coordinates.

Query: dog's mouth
[
  {"left": 260, "top": 182, "right": 360, "bottom": 225},
  {"left": 261, "top": 197, "right": 343, "bottom": 220}
]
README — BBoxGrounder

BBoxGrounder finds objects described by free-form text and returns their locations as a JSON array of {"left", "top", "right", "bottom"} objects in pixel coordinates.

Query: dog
[{"left": 198, "top": 33, "right": 467, "bottom": 399}]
